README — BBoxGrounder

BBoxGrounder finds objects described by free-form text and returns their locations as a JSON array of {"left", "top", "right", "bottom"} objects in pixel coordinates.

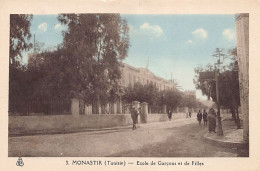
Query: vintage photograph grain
[{"left": 8, "top": 14, "right": 249, "bottom": 157}]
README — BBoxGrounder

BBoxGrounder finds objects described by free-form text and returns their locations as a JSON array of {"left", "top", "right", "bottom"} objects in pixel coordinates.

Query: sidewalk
[{"left": 203, "top": 114, "right": 248, "bottom": 149}]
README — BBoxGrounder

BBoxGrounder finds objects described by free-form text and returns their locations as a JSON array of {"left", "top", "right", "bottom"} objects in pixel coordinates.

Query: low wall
[
  {"left": 172, "top": 112, "right": 190, "bottom": 119},
  {"left": 9, "top": 113, "right": 190, "bottom": 135},
  {"left": 147, "top": 114, "right": 168, "bottom": 122}
]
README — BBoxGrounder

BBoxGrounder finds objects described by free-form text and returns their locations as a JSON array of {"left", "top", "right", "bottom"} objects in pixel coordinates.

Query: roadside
[
  {"left": 9, "top": 113, "right": 196, "bottom": 137},
  {"left": 203, "top": 114, "right": 249, "bottom": 156},
  {"left": 8, "top": 117, "right": 197, "bottom": 157},
  {"left": 9, "top": 115, "right": 248, "bottom": 157}
]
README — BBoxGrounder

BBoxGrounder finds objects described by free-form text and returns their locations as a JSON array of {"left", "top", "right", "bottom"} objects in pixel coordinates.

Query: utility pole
[
  {"left": 213, "top": 48, "right": 224, "bottom": 136},
  {"left": 215, "top": 68, "right": 223, "bottom": 136}
]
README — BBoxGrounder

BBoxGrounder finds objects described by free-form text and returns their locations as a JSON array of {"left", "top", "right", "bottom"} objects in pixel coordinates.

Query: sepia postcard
[{"left": 0, "top": 0, "right": 260, "bottom": 171}]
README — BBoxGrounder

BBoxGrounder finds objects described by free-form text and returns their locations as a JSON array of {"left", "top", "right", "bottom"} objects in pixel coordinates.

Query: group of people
[
  {"left": 196, "top": 109, "right": 208, "bottom": 126},
  {"left": 130, "top": 105, "right": 217, "bottom": 133},
  {"left": 197, "top": 108, "right": 217, "bottom": 133}
]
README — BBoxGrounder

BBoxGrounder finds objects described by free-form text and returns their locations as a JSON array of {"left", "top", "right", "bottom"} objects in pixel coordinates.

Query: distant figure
[
  {"left": 197, "top": 110, "right": 203, "bottom": 125},
  {"left": 208, "top": 108, "right": 217, "bottom": 133},
  {"left": 189, "top": 112, "right": 192, "bottom": 118},
  {"left": 168, "top": 109, "right": 172, "bottom": 121},
  {"left": 203, "top": 109, "right": 208, "bottom": 126},
  {"left": 130, "top": 106, "right": 139, "bottom": 130}
]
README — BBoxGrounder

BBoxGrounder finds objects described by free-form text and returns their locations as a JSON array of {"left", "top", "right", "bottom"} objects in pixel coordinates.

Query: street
[{"left": 9, "top": 116, "right": 246, "bottom": 157}]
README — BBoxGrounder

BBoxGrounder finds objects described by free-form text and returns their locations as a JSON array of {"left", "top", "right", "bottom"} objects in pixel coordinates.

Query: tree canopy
[
  {"left": 193, "top": 48, "right": 241, "bottom": 126},
  {"left": 10, "top": 14, "right": 33, "bottom": 66},
  {"left": 194, "top": 48, "right": 239, "bottom": 108},
  {"left": 9, "top": 14, "right": 130, "bottom": 104},
  {"left": 122, "top": 82, "right": 159, "bottom": 106},
  {"left": 122, "top": 82, "right": 203, "bottom": 112},
  {"left": 55, "top": 14, "right": 130, "bottom": 104}
]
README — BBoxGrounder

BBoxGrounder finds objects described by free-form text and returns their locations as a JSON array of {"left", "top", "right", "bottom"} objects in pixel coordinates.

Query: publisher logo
[{"left": 16, "top": 157, "right": 24, "bottom": 167}]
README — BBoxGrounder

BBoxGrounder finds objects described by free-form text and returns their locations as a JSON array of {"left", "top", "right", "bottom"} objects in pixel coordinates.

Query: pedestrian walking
[
  {"left": 203, "top": 109, "right": 208, "bottom": 126},
  {"left": 189, "top": 112, "right": 192, "bottom": 118},
  {"left": 168, "top": 109, "right": 172, "bottom": 121},
  {"left": 197, "top": 110, "right": 202, "bottom": 125},
  {"left": 130, "top": 105, "right": 139, "bottom": 130},
  {"left": 208, "top": 108, "right": 217, "bottom": 133}
]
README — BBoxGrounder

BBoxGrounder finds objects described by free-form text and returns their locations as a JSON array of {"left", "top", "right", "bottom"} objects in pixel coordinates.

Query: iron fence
[{"left": 9, "top": 99, "right": 71, "bottom": 116}]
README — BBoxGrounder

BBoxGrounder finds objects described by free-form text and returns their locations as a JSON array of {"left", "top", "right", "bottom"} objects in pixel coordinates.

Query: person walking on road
[
  {"left": 189, "top": 112, "right": 192, "bottom": 118},
  {"left": 168, "top": 109, "right": 172, "bottom": 121},
  {"left": 197, "top": 110, "right": 202, "bottom": 125},
  {"left": 203, "top": 109, "right": 208, "bottom": 126},
  {"left": 130, "top": 105, "right": 139, "bottom": 130}
]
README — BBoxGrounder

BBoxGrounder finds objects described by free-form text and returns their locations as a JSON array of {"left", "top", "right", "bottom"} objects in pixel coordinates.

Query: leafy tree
[
  {"left": 9, "top": 14, "right": 33, "bottom": 114},
  {"left": 10, "top": 14, "right": 33, "bottom": 66},
  {"left": 122, "top": 82, "right": 161, "bottom": 113},
  {"left": 180, "top": 95, "right": 196, "bottom": 108},
  {"left": 159, "top": 89, "right": 182, "bottom": 110},
  {"left": 122, "top": 83, "right": 159, "bottom": 104},
  {"left": 56, "top": 14, "right": 130, "bottom": 112},
  {"left": 122, "top": 81, "right": 207, "bottom": 113},
  {"left": 193, "top": 48, "right": 241, "bottom": 128},
  {"left": 28, "top": 41, "right": 45, "bottom": 70},
  {"left": 122, "top": 82, "right": 187, "bottom": 113},
  {"left": 28, "top": 48, "right": 72, "bottom": 99}
]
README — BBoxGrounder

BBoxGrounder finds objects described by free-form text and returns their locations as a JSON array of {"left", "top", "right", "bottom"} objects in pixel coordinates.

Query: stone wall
[
  {"left": 235, "top": 13, "right": 249, "bottom": 143},
  {"left": 9, "top": 114, "right": 132, "bottom": 135},
  {"left": 147, "top": 114, "right": 168, "bottom": 122},
  {"left": 9, "top": 113, "right": 192, "bottom": 136}
]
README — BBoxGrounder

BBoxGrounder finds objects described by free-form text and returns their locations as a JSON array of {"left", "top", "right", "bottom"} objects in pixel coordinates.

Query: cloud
[
  {"left": 222, "top": 28, "right": 235, "bottom": 41},
  {"left": 129, "top": 23, "right": 164, "bottom": 39},
  {"left": 54, "top": 24, "right": 62, "bottom": 30},
  {"left": 187, "top": 40, "right": 193, "bottom": 44},
  {"left": 38, "top": 22, "right": 48, "bottom": 32},
  {"left": 139, "top": 22, "right": 164, "bottom": 38},
  {"left": 192, "top": 28, "right": 208, "bottom": 39}
]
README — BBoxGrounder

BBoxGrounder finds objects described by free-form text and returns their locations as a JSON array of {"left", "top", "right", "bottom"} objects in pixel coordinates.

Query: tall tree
[
  {"left": 193, "top": 48, "right": 241, "bottom": 128},
  {"left": 57, "top": 14, "right": 130, "bottom": 109},
  {"left": 9, "top": 14, "right": 33, "bottom": 114},
  {"left": 10, "top": 14, "right": 33, "bottom": 66}
]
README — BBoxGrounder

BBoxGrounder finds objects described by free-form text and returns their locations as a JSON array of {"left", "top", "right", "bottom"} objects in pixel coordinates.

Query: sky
[{"left": 22, "top": 14, "right": 237, "bottom": 100}]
